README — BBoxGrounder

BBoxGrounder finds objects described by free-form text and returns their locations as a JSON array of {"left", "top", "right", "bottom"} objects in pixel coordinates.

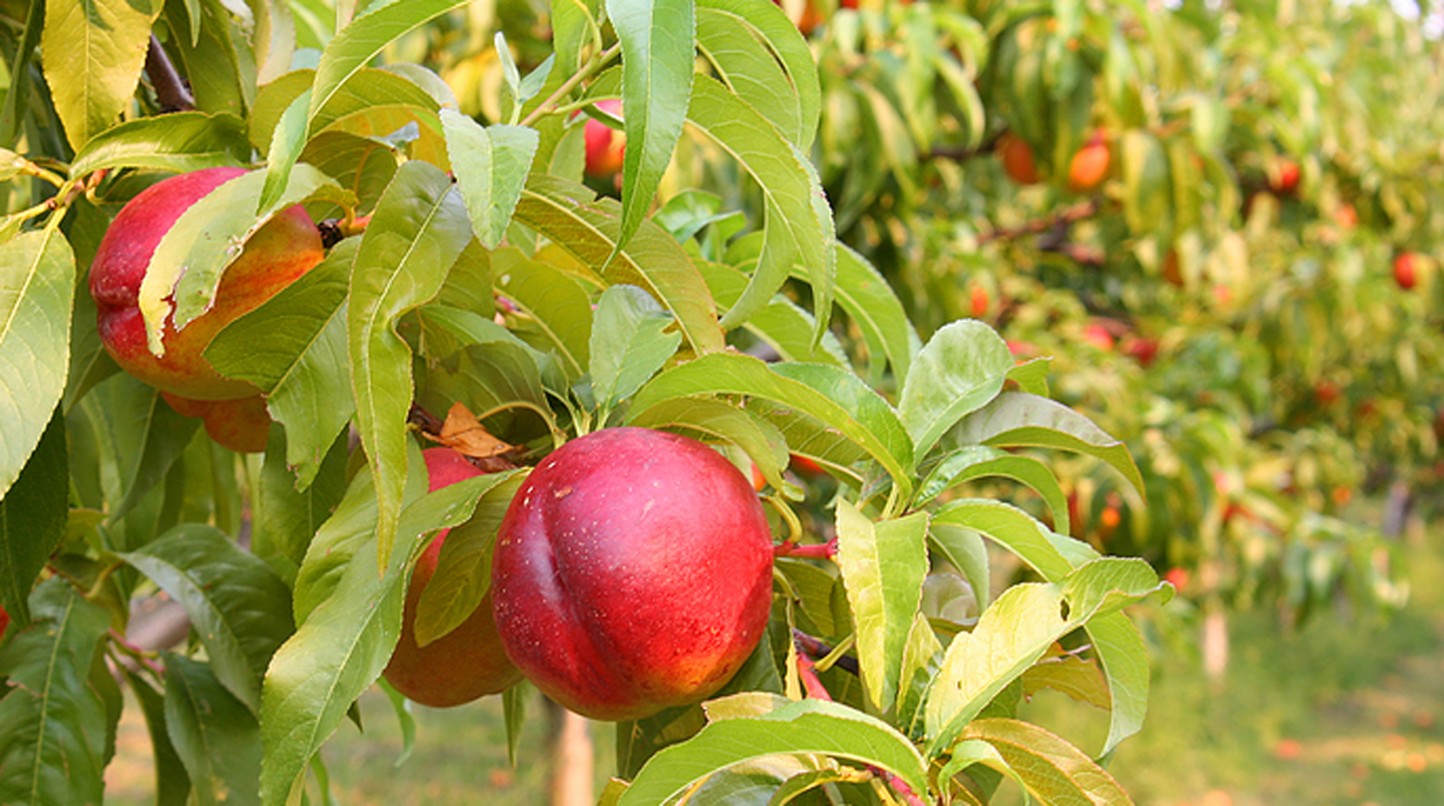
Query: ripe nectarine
[
  {"left": 997, "top": 132, "right": 1040, "bottom": 185},
  {"left": 491, "top": 428, "right": 774, "bottom": 721},
  {"left": 1067, "top": 131, "right": 1110, "bottom": 192},
  {"left": 584, "top": 100, "right": 626, "bottom": 180}
]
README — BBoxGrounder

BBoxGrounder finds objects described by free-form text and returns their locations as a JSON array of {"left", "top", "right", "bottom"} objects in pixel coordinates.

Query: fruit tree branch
[
  {"left": 144, "top": 35, "right": 195, "bottom": 113},
  {"left": 976, "top": 199, "right": 1101, "bottom": 245}
]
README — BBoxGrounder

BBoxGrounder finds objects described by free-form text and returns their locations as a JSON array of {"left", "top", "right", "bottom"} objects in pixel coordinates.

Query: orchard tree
[{"left": 0, "top": 0, "right": 1170, "bottom": 804}]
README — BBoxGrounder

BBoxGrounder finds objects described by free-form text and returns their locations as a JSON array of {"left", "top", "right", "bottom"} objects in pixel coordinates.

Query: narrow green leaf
[
  {"left": 1085, "top": 613, "right": 1151, "bottom": 757},
  {"left": 948, "top": 392, "right": 1145, "bottom": 493},
  {"left": 917, "top": 446, "right": 1070, "bottom": 534},
  {"left": 606, "top": 0, "right": 695, "bottom": 249},
  {"left": 819, "top": 245, "right": 919, "bottom": 384},
  {"left": 0, "top": 579, "right": 110, "bottom": 805},
  {"left": 687, "top": 76, "right": 834, "bottom": 333},
  {"left": 695, "top": 0, "right": 819, "bottom": 148},
  {"left": 306, "top": 0, "right": 468, "bottom": 132},
  {"left": 413, "top": 471, "right": 527, "bottom": 647},
  {"left": 489, "top": 250, "right": 593, "bottom": 380},
  {"left": 0, "top": 230, "right": 75, "bottom": 501},
  {"left": 0, "top": 413, "right": 66, "bottom": 626},
  {"left": 698, "top": 260, "right": 848, "bottom": 367},
  {"left": 896, "top": 614, "right": 944, "bottom": 738},
  {"left": 163, "top": 654, "right": 262, "bottom": 806},
  {"left": 260, "top": 467, "right": 496, "bottom": 804},
  {"left": 257, "top": 430, "right": 349, "bottom": 570},
  {"left": 961, "top": 719, "right": 1134, "bottom": 805},
  {"left": 932, "top": 499, "right": 1075, "bottom": 582},
  {"left": 619, "top": 699, "right": 928, "bottom": 806},
  {"left": 897, "top": 321, "right": 1013, "bottom": 464},
  {"left": 348, "top": 161, "right": 472, "bottom": 568},
  {"left": 502, "top": 682, "right": 527, "bottom": 767},
  {"left": 513, "top": 176, "right": 724, "bottom": 354},
  {"left": 258, "top": 89, "right": 312, "bottom": 213},
  {"left": 928, "top": 524, "right": 990, "bottom": 613},
  {"left": 627, "top": 398, "right": 789, "bottom": 491},
  {"left": 68, "top": 112, "right": 250, "bottom": 177},
  {"left": 590, "top": 285, "right": 683, "bottom": 412},
  {"left": 124, "top": 670, "right": 192, "bottom": 806},
  {"left": 85, "top": 376, "right": 199, "bottom": 525},
  {"left": 442, "top": 111, "right": 539, "bottom": 249},
  {"left": 207, "top": 239, "right": 358, "bottom": 487},
  {"left": 163, "top": 0, "right": 254, "bottom": 117},
  {"left": 376, "top": 679, "right": 417, "bottom": 767},
  {"left": 834, "top": 502, "right": 928, "bottom": 713},
  {"left": 122, "top": 525, "right": 295, "bottom": 714},
  {"left": 41, "top": 0, "right": 161, "bottom": 149},
  {"left": 630, "top": 353, "right": 914, "bottom": 500}
]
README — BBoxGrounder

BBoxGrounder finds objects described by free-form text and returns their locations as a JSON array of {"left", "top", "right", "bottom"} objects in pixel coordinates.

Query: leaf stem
[
  {"left": 518, "top": 42, "right": 623, "bottom": 128},
  {"left": 108, "top": 629, "right": 167, "bottom": 679}
]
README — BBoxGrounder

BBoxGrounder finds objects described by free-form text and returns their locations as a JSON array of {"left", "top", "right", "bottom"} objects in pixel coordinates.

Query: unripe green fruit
[
  {"left": 492, "top": 427, "right": 774, "bottom": 721},
  {"left": 383, "top": 448, "right": 523, "bottom": 707}
]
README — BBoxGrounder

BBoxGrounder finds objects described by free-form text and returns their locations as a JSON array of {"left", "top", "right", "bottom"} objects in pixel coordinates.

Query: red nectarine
[
  {"left": 997, "top": 132, "right": 1040, "bottom": 185},
  {"left": 584, "top": 99, "right": 626, "bottom": 180},
  {"left": 1067, "top": 131, "right": 1110, "bottom": 192}
]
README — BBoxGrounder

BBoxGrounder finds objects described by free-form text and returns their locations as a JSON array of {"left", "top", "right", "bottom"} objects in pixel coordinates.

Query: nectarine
[
  {"left": 584, "top": 99, "right": 626, "bottom": 180},
  {"left": 1394, "top": 252, "right": 1417, "bottom": 291},
  {"left": 997, "top": 132, "right": 1040, "bottom": 185},
  {"left": 383, "top": 447, "right": 523, "bottom": 707},
  {"left": 491, "top": 428, "right": 774, "bottom": 721},
  {"left": 1067, "top": 131, "right": 1110, "bottom": 192}
]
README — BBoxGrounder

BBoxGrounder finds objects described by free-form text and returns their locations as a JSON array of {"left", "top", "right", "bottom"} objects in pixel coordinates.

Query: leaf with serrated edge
[
  {"left": 40, "top": 0, "right": 160, "bottom": 149},
  {"left": 695, "top": 0, "right": 818, "bottom": 147},
  {"left": 630, "top": 353, "right": 913, "bottom": 500},
  {"left": 442, "top": 111, "right": 539, "bottom": 249},
  {"left": 0, "top": 230, "right": 74, "bottom": 501},
  {"left": 606, "top": 0, "right": 695, "bottom": 250},
  {"left": 897, "top": 320, "right": 1013, "bottom": 464},
  {"left": 950, "top": 392, "right": 1144, "bottom": 493},
  {"left": 923, "top": 559, "right": 1163, "bottom": 756},
  {"left": 917, "top": 446, "right": 1070, "bottom": 534},
  {"left": 349, "top": 162, "right": 472, "bottom": 569},
  {"left": 961, "top": 719, "right": 1134, "bottom": 805},
  {"left": 618, "top": 699, "right": 927, "bottom": 806},
  {"left": 932, "top": 499, "right": 1075, "bottom": 582},
  {"left": 306, "top": 0, "right": 468, "bottom": 131},
  {"left": 162, "top": 654, "right": 262, "bottom": 805},
  {"left": 122, "top": 525, "right": 295, "bottom": 713},
  {"left": 687, "top": 76, "right": 834, "bottom": 333},
  {"left": 207, "top": 239, "right": 358, "bottom": 487},
  {"left": 513, "top": 176, "right": 723, "bottom": 354},
  {"left": 68, "top": 112, "right": 249, "bottom": 177},
  {"left": 834, "top": 502, "right": 928, "bottom": 713},
  {"left": 590, "top": 284, "right": 682, "bottom": 411},
  {"left": 0, "top": 578, "right": 111, "bottom": 804}
]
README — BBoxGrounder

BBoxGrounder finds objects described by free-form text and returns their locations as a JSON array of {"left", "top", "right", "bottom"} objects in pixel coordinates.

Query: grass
[{"left": 104, "top": 522, "right": 1444, "bottom": 805}]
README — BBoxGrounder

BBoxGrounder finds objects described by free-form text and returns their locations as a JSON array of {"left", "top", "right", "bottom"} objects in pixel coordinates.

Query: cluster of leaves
[
  {"left": 758, "top": 0, "right": 1440, "bottom": 623},
  {"left": 0, "top": 0, "right": 1171, "bottom": 803}
]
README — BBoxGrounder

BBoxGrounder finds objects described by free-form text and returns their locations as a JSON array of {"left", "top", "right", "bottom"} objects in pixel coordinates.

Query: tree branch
[
  {"left": 976, "top": 199, "right": 1100, "bottom": 245},
  {"left": 145, "top": 35, "right": 195, "bottom": 113}
]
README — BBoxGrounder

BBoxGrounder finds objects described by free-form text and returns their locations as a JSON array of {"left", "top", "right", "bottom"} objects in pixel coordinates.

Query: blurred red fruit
[
  {"left": 584, "top": 99, "right": 626, "bottom": 180},
  {"left": 1393, "top": 252, "right": 1417, "bottom": 291},
  {"left": 1067, "top": 131, "right": 1110, "bottom": 192},
  {"left": 969, "top": 284, "right": 989, "bottom": 318},
  {"left": 997, "top": 133, "right": 1041, "bottom": 185}
]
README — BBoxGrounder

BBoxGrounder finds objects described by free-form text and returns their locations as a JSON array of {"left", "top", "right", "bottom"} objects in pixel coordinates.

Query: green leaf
[
  {"left": 124, "top": 670, "right": 192, "bottom": 806},
  {"left": 961, "top": 719, "right": 1133, "bottom": 805},
  {"left": 257, "top": 430, "right": 348, "bottom": 569},
  {"left": 928, "top": 524, "right": 990, "bottom": 612},
  {"left": 122, "top": 525, "right": 295, "bottom": 714},
  {"left": 0, "top": 413, "right": 66, "bottom": 627},
  {"left": 259, "top": 466, "right": 496, "bottom": 804},
  {"left": 163, "top": 654, "right": 262, "bottom": 806},
  {"left": 627, "top": 398, "right": 789, "bottom": 492},
  {"left": 1085, "top": 613, "right": 1151, "bottom": 757},
  {"left": 924, "top": 559, "right": 1164, "bottom": 756},
  {"left": 1120, "top": 129, "right": 1172, "bottom": 236},
  {"left": 83, "top": 375, "right": 199, "bottom": 525},
  {"left": 502, "top": 683, "right": 528, "bottom": 767},
  {"left": 896, "top": 614, "right": 944, "bottom": 738},
  {"left": 932, "top": 499, "right": 1075, "bottom": 582},
  {"left": 821, "top": 245, "right": 919, "bottom": 385},
  {"left": 630, "top": 353, "right": 914, "bottom": 500},
  {"left": 917, "top": 446, "right": 1070, "bottom": 534},
  {"left": 687, "top": 76, "right": 834, "bottom": 333},
  {"left": 834, "top": 502, "right": 928, "bottom": 713},
  {"left": 620, "top": 698, "right": 928, "bottom": 805},
  {"left": 0, "top": 230, "right": 75, "bottom": 501},
  {"left": 376, "top": 679, "right": 417, "bottom": 767},
  {"left": 206, "top": 239, "right": 358, "bottom": 487},
  {"left": 258, "top": 89, "right": 312, "bottom": 213},
  {"left": 695, "top": 0, "right": 820, "bottom": 149},
  {"left": 413, "top": 470, "right": 527, "bottom": 647},
  {"left": 348, "top": 161, "right": 472, "bottom": 568},
  {"left": 306, "top": 0, "right": 468, "bottom": 133},
  {"left": 590, "top": 284, "right": 683, "bottom": 412},
  {"left": 698, "top": 260, "right": 847, "bottom": 367},
  {"left": 606, "top": 0, "right": 695, "bottom": 249},
  {"left": 948, "top": 392, "right": 1145, "bottom": 494},
  {"left": 489, "top": 250, "right": 592, "bottom": 380},
  {"left": 442, "top": 112, "right": 537, "bottom": 249},
  {"left": 897, "top": 321, "right": 1013, "bottom": 465},
  {"left": 0, "top": 578, "right": 111, "bottom": 805},
  {"left": 40, "top": 0, "right": 161, "bottom": 149},
  {"left": 165, "top": 0, "right": 254, "bottom": 116},
  {"left": 68, "top": 112, "right": 250, "bottom": 177},
  {"left": 513, "top": 176, "right": 724, "bottom": 354}
]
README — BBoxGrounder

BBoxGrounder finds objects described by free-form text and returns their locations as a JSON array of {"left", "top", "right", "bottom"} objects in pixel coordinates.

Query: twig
[
  {"left": 791, "top": 628, "right": 859, "bottom": 676},
  {"left": 518, "top": 42, "right": 622, "bottom": 128},
  {"left": 144, "top": 35, "right": 195, "bottom": 113},
  {"left": 976, "top": 199, "right": 1100, "bottom": 245}
]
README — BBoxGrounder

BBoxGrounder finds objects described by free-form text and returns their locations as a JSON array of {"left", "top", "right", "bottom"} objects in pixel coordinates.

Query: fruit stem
[
  {"left": 794, "top": 652, "right": 832, "bottom": 701},
  {"left": 773, "top": 537, "right": 837, "bottom": 560},
  {"left": 791, "top": 629, "right": 858, "bottom": 676},
  {"left": 519, "top": 42, "right": 622, "bottom": 128},
  {"left": 108, "top": 628, "right": 167, "bottom": 679}
]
